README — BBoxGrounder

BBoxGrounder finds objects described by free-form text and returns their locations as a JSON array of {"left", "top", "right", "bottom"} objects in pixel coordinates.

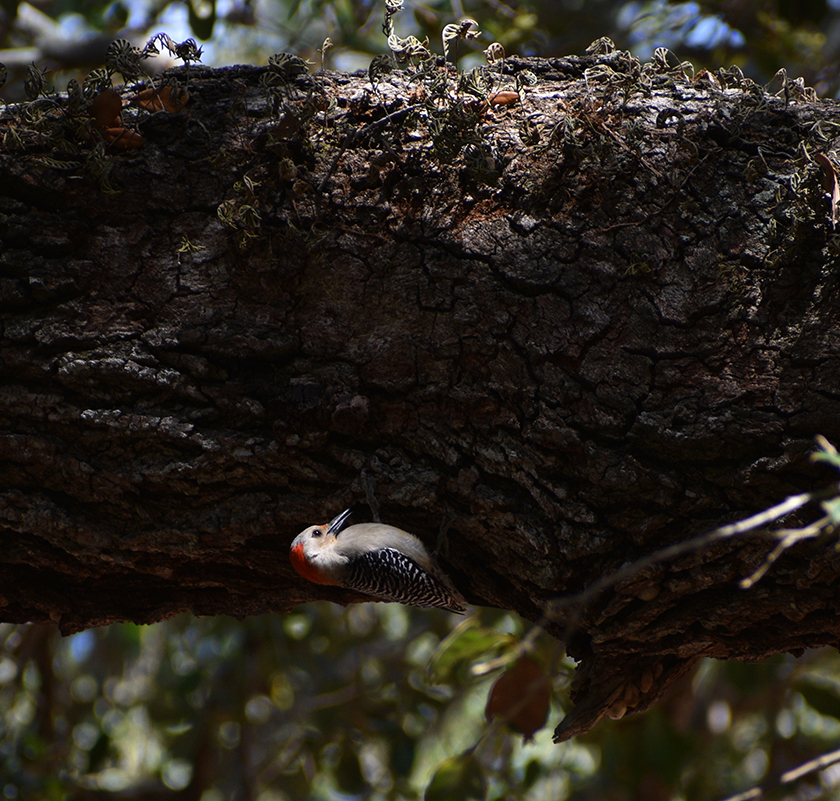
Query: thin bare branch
[
  {"left": 717, "top": 744, "right": 840, "bottom": 801},
  {"left": 781, "top": 746, "right": 840, "bottom": 783},
  {"left": 740, "top": 514, "right": 836, "bottom": 588},
  {"left": 546, "top": 488, "right": 837, "bottom": 620}
]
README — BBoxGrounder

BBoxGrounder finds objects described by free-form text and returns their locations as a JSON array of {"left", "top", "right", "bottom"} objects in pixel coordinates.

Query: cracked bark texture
[{"left": 2, "top": 52, "right": 840, "bottom": 742}]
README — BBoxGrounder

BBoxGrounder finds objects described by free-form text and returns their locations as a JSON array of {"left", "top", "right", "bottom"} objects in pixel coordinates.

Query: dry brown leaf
[
  {"left": 488, "top": 91, "right": 519, "bottom": 106},
  {"left": 129, "top": 86, "right": 190, "bottom": 113},
  {"left": 101, "top": 126, "right": 146, "bottom": 150},
  {"left": 89, "top": 89, "right": 123, "bottom": 130},
  {"left": 485, "top": 655, "right": 550, "bottom": 742}
]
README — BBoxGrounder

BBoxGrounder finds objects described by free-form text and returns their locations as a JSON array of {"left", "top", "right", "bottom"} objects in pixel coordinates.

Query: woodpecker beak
[{"left": 326, "top": 508, "right": 353, "bottom": 536}]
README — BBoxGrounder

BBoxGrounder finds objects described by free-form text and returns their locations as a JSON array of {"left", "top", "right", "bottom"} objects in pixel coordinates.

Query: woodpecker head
[{"left": 289, "top": 508, "right": 353, "bottom": 585}]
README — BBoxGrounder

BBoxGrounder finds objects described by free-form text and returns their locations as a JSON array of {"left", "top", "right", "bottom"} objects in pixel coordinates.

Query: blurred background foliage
[
  {"left": 2, "top": 0, "right": 840, "bottom": 98},
  {"left": 4, "top": 607, "right": 840, "bottom": 800}
]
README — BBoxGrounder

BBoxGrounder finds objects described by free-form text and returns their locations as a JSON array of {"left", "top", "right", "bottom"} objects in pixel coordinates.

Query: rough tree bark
[{"left": 2, "top": 49, "right": 840, "bottom": 741}]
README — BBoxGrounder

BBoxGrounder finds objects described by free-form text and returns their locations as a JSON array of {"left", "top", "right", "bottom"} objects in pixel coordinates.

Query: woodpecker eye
[{"left": 311, "top": 528, "right": 321, "bottom": 538}]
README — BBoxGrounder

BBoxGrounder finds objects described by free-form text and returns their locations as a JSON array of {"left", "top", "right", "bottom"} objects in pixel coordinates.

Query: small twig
[
  {"left": 471, "top": 624, "right": 544, "bottom": 676},
  {"left": 717, "top": 744, "right": 840, "bottom": 801},
  {"left": 782, "top": 745, "right": 840, "bottom": 783},
  {"left": 740, "top": 514, "right": 835, "bottom": 588},
  {"left": 718, "top": 790, "right": 762, "bottom": 801}
]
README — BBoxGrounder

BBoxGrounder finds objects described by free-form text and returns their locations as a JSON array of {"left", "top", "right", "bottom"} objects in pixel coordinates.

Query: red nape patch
[{"left": 290, "top": 543, "right": 335, "bottom": 586}]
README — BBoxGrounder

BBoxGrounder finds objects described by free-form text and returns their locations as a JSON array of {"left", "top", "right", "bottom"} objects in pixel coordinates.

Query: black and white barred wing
[{"left": 343, "top": 547, "right": 465, "bottom": 613}]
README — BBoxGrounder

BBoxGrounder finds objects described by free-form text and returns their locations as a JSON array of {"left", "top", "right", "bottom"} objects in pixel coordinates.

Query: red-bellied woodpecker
[{"left": 289, "top": 508, "right": 466, "bottom": 613}]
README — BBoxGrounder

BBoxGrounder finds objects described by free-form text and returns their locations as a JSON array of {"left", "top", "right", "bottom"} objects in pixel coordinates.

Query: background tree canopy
[
  {"left": 8, "top": 598, "right": 840, "bottom": 800},
  {"left": 3, "top": 1, "right": 840, "bottom": 800},
  {"left": 1, "top": 0, "right": 840, "bottom": 98}
]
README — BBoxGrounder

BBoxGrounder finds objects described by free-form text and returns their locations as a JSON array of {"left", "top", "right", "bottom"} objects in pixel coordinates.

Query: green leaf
[
  {"left": 427, "top": 619, "right": 512, "bottom": 684},
  {"left": 821, "top": 496, "right": 840, "bottom": 525},
  {"left": 118, "top": 621, "right": 143, "bottom": 649},
  {"left": 87, "top": 732, "right": 111, "bottom": 773},
  {"left": 812, "top": 437, "right": 840, "bottom": 471},
  {"left": 187, "top": 0, "right": 216, "bottom": 41},
  {"left": 797, "top": 679, "right": 840, "bottom": 721},
  {"left": 390, "top": 729, "right": 416, "bottom": 777},
  {"left": 334, "top": 739, "right": 367, "bottom": 795},
  {"left": 280, "top": 762, "right": 312, "bottom": 799},
  {"left": 523, "top": 759, "right": 542, "bottom": 789},
  {"left": 425, "top": 754, "right": 486, "bottom": 801}
]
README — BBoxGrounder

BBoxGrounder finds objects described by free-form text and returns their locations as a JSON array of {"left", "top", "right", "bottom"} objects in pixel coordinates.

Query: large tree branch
[{"left": 2, "top": 51, "right": 840, "bottom": 740}]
